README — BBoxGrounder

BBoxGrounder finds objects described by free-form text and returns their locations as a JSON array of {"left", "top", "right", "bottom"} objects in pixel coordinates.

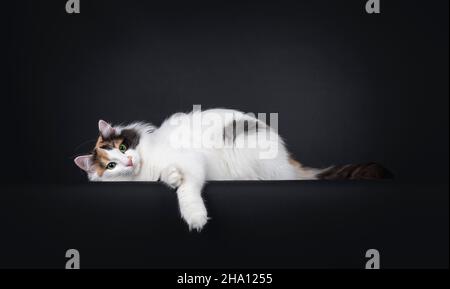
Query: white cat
[{"left": 74, "top": 107, "right": 391, "bottom": 231}]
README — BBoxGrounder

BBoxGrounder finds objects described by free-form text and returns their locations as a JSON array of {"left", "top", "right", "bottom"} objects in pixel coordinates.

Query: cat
[{"left": 74, "top": 108, "right": 392, "bottom": 231}]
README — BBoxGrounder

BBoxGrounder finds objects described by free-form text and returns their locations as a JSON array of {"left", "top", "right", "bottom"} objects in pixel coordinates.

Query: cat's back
[{"left": 159, "top": 108, "right": 248, "bottom": 132}]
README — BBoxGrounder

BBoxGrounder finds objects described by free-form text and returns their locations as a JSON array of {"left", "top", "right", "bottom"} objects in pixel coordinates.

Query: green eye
[
  {"left": 106, "top": 162, "right": 117, "bottom": 170},
  {"left": 119, "top": 144, "right": 127, "bottom": 153}
]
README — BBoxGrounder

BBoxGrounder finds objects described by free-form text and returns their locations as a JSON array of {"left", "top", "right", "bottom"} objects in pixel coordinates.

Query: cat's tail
[
  {"left": 290, "top": 159, "right": 394, "bottom": 180},
  {"left": 315, "top": 162, "right": 394, "bottom": 180}
]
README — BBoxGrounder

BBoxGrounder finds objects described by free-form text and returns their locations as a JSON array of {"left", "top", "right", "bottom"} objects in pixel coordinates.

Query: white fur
[{"left": 81, "top": 109, "right": 320, "bottom": 231}]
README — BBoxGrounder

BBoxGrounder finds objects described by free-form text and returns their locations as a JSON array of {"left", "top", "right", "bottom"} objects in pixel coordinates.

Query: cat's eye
[
  {"left": 119, "top": 144, "right": 127, "bottom": 153},
  {"left": 106, "top": 162, "right": 117, "bottom": 170}
]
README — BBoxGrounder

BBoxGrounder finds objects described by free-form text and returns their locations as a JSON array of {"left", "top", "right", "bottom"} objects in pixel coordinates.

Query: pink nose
[{"left": 126, "top": 157, "right": 133, "bottom": 167}]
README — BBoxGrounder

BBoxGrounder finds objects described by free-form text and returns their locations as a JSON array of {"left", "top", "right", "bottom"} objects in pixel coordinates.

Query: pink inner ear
[
  {"left": 98, "top": 119, "right": 115, "bottom": 138},
  {"left": 74, "top": 155, "right": 92, "bottom": 172}
]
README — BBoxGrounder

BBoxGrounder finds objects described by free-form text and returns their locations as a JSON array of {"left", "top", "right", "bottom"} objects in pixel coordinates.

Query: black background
[
  {"left": 1, "top": 0, "right": 448, "bottom": 270},
  {"left": 4, "top": 0, "right": 449, "bottom": 184}
]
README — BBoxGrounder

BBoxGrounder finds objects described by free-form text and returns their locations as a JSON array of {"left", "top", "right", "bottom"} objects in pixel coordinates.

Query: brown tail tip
[{"left": 317, "top": 162, "right": 394, "bottom": 180}]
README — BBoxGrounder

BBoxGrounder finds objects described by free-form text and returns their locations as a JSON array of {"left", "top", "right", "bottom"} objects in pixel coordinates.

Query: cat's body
[{"left": 75, "top": 108, "right": 392, "bottom": 231}]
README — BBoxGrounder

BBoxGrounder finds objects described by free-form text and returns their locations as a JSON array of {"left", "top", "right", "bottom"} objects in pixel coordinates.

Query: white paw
[
  {"left": 161, "top": 165, "right": 183, "bottom": 188},
  {"left": 180, "top": 204, "right": 209, "bottom": 232}
]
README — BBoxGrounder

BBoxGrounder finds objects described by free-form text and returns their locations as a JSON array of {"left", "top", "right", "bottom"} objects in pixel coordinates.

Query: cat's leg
[
  {"left": 160, "top": 161, "right": 208, "bottom": 231},
  {"left": 177, "top": 177, "right": 208, "bottom": 231}
]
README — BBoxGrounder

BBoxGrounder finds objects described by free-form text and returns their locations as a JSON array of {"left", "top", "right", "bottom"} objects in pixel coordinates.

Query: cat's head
[{"left": 74, "top": 120, "right": 151, "bottom": 181}]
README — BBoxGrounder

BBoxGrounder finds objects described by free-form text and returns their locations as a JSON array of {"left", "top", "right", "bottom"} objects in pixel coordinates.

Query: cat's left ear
[
  {"left": 74, "top": 155, "right": 93, "bottom": 172},
  {"left": 98, "top": 119, "right": 115, "bottom": 138}
]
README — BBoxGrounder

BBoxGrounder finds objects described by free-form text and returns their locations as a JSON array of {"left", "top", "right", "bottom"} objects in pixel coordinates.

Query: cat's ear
[
  {"left": 98, "top": 119, "right": 115, "bottom": 138},
  {"left": 74, "top": 155, "right": 93, "bottom": 172}
]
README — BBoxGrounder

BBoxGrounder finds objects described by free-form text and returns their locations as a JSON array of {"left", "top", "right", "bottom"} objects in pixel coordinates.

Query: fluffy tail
[{"left": 316, "top": 162, "right": 394, "bottom": 180}]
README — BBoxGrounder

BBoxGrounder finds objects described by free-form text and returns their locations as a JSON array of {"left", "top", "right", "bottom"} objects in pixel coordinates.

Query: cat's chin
[
  {"left": 128, "top": 164, "right": 141, "bottom": 177},
  {"left": 122, "top": 166, "right": 138, "bottom": 177}
]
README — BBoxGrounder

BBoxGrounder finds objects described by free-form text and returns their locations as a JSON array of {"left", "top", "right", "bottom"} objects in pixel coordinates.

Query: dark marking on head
[
  {"left": 120, "top": 129, "right": 140, "bottom": 149},
  {"left": 100, "top": 144, "right": 113, "bottom": 150}
]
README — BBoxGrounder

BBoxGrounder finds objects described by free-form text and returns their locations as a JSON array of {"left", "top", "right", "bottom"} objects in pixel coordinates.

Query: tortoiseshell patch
[
  {"left": 90, "top": 128, "right": 140, "bottom": 176},
  {"left": 92, "top": 147, "right": 110, "bottom": 176}
]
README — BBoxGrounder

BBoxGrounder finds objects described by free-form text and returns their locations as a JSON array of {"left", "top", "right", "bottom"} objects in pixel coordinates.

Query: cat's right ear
[
  {"left": 98, "top": 119, "right": 115, "bottom": 138},
  {"left": 74, "top": 155, "right": 93, "bottom": 172}
]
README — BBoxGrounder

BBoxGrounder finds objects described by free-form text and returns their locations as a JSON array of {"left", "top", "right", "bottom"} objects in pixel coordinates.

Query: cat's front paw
[
  {"left": 180, "top": 204, "right": 208, "bottom": 232},
  {"left": 161, "top": 165, "right": 184, "bottom": 188}
]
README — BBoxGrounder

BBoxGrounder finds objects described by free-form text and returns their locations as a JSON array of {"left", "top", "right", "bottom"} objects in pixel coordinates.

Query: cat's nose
[{"left": 126, "top": 156, "right": 133, "bottom": 167}]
